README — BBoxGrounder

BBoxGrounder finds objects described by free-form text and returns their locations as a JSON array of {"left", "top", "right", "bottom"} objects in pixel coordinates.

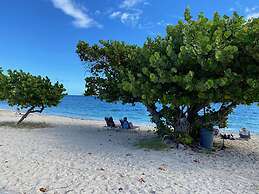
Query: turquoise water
[{"left": 0, "top": 95, "right": 258, "bottom": 133}]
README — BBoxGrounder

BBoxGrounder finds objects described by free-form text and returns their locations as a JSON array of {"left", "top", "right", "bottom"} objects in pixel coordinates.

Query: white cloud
[
  {"left": 110, "top": 10, "right": 142, "bottom": 26},
  {"left": 110, "top": 11, "right": 121, "bottom": 18},
  {"left": 120, "top": 12, "right": 141, "bottom": 25},
  {"left": 120, "top": 0, "right": 144, "bottom": 9},
  {"left": 245, "top": 6, "right": 259, "bottom": 19},
  {"left": 51, "top": 0, "right": 101, "bottom": 28},
  {"left": 109, "top": 0, "right": 148, "bottom": 27}
]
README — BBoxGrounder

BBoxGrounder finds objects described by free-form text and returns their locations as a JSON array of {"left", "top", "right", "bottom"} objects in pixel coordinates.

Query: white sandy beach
[{"left": 0, "top": 110, "right": 258, "bottom": 194}]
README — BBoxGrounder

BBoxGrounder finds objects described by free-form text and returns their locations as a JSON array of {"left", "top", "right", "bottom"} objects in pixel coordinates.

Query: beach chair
[
  {"left": 120, "top": 117, "right": 134, "bottom": 129},
  {"left": 105, "top": 117, "right": 115, "bottom": 128},
  {"left": 105, "top": 117, "right": 139, "bottom": 131}
]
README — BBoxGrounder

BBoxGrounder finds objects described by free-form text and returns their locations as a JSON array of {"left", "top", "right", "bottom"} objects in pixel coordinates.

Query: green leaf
[
  {"left": 205, "top": 79, "right": 214, "bottom": 89},
  {"left": 224, "top": 31, "right": 231, "bottom": 38},
  {"left": 150, "top": 73, "right": 158, "bottom": 82}
]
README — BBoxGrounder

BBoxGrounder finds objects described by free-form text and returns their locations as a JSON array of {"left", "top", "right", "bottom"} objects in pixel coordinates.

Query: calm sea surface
[{"left": 0, "top": 95, "right": 258, "bottom": 133}]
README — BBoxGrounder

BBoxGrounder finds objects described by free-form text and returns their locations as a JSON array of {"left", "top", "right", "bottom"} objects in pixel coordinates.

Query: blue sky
[{"left": 0, "top": 0, "right": 258, "bottom": 94}]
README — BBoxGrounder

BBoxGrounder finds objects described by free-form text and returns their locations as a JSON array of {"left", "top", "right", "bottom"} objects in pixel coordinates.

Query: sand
[{"left": 0, "top": 110, "right": 258, "bottom": 194}]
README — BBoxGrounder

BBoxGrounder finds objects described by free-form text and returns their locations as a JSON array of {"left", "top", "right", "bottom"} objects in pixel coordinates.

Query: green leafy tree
[
  {"left": 76, "top": 9, "right": 259, "bottom": 140},
  {"left": 0, "top": 68, "right": 7, "bottom": 100},
  {"left": 5, "top": 70, "right": 66, "bottom": 124}
]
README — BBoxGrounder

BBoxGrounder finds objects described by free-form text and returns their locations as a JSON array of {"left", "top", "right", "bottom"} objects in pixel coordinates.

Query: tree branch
[
  {"left": 200, "top": 102, "right": 237, "bottom": 127},
  {"left": 17, "top": 105, "right": 45, "bottom": 124},
  {"left": 31, "top": 105, "right": 45, "bottom": 113}
]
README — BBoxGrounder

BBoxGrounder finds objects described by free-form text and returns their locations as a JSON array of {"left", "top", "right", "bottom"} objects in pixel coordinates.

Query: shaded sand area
[{"left": 0, "top": 110, "right": 258, "bottom": 194}]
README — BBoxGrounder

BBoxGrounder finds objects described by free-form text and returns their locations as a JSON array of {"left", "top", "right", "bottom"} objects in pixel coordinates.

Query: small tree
[
  {"left": 77, "top": 10, "right": 259, "bottom": 141},
  {"left": 5, "top": 70, "right": 66, "bottom": 124},
  {"left": 0, "top": 68, "right": 7, "bottom": 100}
]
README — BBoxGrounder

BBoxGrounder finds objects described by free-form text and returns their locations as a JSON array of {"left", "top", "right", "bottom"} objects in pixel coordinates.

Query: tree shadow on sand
[{"left": 0, "top": 121, "right": 52, "bottom": 129}]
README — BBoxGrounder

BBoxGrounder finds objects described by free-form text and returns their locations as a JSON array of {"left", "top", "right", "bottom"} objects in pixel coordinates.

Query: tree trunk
[
  {"left": 185, "top": 105, "right": 204, "bottom": 139},
  {"left": 17, "top": 106, "right": 35, "bottom": 125},
  {"left": 147, "top": 104, "right": 170, "bottom": 136},
  {"left": 147, "top": 104, "right": 161, "bottom": 126},
  {"left": 17, "top": 105, "right": 45, "bottom": 125},
  {"left": 174, "top": 117, "right": 190, "bottom": 133}
]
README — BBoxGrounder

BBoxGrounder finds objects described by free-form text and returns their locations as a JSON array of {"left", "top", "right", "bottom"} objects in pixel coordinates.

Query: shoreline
[
  {"left": 1, "top": 108, "right": 258, "bottom": 135},
  {"left": 0, "top": 108, "right": 153, "bottom": 127}
]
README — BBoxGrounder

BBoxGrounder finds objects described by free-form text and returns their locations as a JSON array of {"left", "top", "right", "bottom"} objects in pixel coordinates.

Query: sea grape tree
[
  {"left": 5, "top": 70, "right": 66, "bottom": 124},
  {"left": 77, "top": 9, "right": 259, "bottom": 140},
  {"left": 0, "top": 68, "right": 7, "bottom": 100}
]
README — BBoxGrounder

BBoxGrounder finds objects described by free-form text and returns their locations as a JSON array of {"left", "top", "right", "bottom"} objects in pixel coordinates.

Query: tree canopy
[
  {"left": 76, "top": 9, "right": 259, "bottom": 141},
  {"left": 4, "top": 70, "right": 66, "bottom": 124},
  {"left": 0, "top": 68, "right": 7, "bottom": 100}
]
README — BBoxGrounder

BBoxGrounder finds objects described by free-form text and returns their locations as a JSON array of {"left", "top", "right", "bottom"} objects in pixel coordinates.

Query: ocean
[{"left": 0, "top": 95, "right": 258, "bottom": 133}]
